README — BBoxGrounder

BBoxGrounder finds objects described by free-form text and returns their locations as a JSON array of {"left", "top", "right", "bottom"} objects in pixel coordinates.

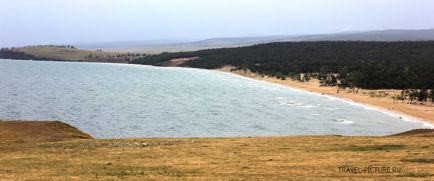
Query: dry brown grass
[
  {"left": 0, "top": 121, "right": 433, "bottom": 180},
  {"left": 0, "top": 120, "right": 92, "bottom": 143}
]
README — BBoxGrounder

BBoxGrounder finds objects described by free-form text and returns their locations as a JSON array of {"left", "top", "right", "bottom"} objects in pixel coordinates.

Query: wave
[
  {"left": 298, "top": 104, "right": 317, "bottom": 108},
  {"left": 323, "top": 107, "right": 341, "bottom": 110},
  {"left": 320, "top": 94, "right": 434, "bottom": 128},
  {"left": 333, "top": 119, "right": 355, "bottom": 124},
  {"left": 206, "top": 69, "right": 434, "bottom": 128}
]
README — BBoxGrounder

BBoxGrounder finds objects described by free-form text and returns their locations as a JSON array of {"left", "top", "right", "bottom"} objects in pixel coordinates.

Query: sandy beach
[{"left": 217, "top": 66, "right": 434, "bottom": 125}]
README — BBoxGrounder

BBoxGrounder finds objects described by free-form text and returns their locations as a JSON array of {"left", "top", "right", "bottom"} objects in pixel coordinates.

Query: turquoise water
[{"left": 0, "top": 59, "right": 431, "bottom": 138}]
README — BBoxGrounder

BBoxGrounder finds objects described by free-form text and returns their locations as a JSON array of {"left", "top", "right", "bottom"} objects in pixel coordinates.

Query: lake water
[{"left": 0, "top": 59, "right": 431, "bottom": 138}]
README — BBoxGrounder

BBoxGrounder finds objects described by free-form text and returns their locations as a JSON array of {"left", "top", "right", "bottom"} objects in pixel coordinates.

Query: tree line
[{"left": 131, "top": 41, "right": 434, "bottom": 103}]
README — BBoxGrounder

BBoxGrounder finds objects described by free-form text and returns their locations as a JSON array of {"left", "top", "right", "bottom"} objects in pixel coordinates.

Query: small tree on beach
[
  {"left": 303, "top": 73, "right": 311, "bottom": 82},
  {"left": 430, "top": 88, "right": 434, "bottom": 104},
  {"left": 408, "top": 89, "right": 418, "bottom": 104},
  {"left": 347, "top": 71, "right": 363, "bottom": 93},
  {"left": 417, "top": 89, "right": 429, "bottom": 103}
]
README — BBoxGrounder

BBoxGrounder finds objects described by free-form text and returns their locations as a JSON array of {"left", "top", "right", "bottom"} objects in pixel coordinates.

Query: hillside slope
[
  {"left": 0, "top": 120, "right": 433, "bottom": 180},
  {"left": 0, "top": 46, "right": 144, "bottom": 63}
]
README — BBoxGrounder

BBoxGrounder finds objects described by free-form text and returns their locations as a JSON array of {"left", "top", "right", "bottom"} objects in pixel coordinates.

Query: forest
[{"left": 132, "top": 41, "right": 434, "bottom": 103}]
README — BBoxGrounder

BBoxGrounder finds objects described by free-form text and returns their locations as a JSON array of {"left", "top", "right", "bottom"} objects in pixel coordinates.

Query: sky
[{"left": 1, "top": 0, "right": 434, "bottom": 47}]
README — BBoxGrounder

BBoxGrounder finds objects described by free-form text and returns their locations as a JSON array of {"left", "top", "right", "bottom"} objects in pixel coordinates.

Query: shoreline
[
  {"left": 215, "top": 66, "right": 434, "bottom": 126},
  {"left": 2, "top": 59, "right": 433, "bottom": 126}
]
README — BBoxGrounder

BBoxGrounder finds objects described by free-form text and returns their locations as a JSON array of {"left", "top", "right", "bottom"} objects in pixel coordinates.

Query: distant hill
[
  {"left": 75, "top": 29, "right": 434, "bottom": 53},
  {"left": 3, "top": 29, "right": 434, "bottom": 60},
  {"left": 75, "top": 39, "right": 188, "bottom": 49},
  {"left": 295, "top": 29, "right": 434, "bottom": 41}
]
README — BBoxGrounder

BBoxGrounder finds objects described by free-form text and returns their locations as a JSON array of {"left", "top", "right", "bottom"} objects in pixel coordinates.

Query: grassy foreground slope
[
  {"left": 0, "top": 121, "right": 92, "bottom": 143},
  {"left": 0, "top": 121, "right": 433, "bottom": 180}
]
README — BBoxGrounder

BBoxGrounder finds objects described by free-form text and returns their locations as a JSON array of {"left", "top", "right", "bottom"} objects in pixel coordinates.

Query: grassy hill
[
  {"left": 0, "top": 46, "right": 146, "bottom": 63},
  {"left": 15, "top": 46, "right": 113, "bottom": 61},
  {"left": 0, "top": 120, "right": 92, "bottom": 143},
  {"left": 0, "top": 120, "right": 433, "bottom": 180}
]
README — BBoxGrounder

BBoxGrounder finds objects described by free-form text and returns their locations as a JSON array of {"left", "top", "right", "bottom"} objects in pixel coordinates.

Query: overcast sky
[{"left": 1, "top": 0, "right": 434, "bottom": 47}]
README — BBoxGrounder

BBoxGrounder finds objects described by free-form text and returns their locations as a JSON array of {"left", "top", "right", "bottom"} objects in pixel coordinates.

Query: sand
[
  {"left": 156, "top": 57, "right": 198, "bottom": 67},
  {"left": 217, "top": 66, "right": 434, "bottom": 125}
]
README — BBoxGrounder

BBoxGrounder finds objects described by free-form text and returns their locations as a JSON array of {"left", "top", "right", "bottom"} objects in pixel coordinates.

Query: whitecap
[
  {"left": 324, "top": 107, "right": 340, "bottom": 110},
  {"left": 273, "top": 97, "right": 286, "bottom": 100},
  {"left": 334, "top": 119, "right": 354, "bottom": 124},
  {"left": 298, "top": 104, "right": 317, "bottom": 108}
]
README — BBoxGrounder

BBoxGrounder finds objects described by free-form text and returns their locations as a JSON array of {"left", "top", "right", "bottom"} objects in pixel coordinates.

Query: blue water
[{"left": 0, "top": 59, "right": 430, "bottom": 138}]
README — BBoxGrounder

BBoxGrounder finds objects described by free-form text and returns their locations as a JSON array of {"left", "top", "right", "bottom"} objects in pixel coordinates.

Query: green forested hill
[{"left": 132, "top": 41, "right": 434, "bottom": 91}]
